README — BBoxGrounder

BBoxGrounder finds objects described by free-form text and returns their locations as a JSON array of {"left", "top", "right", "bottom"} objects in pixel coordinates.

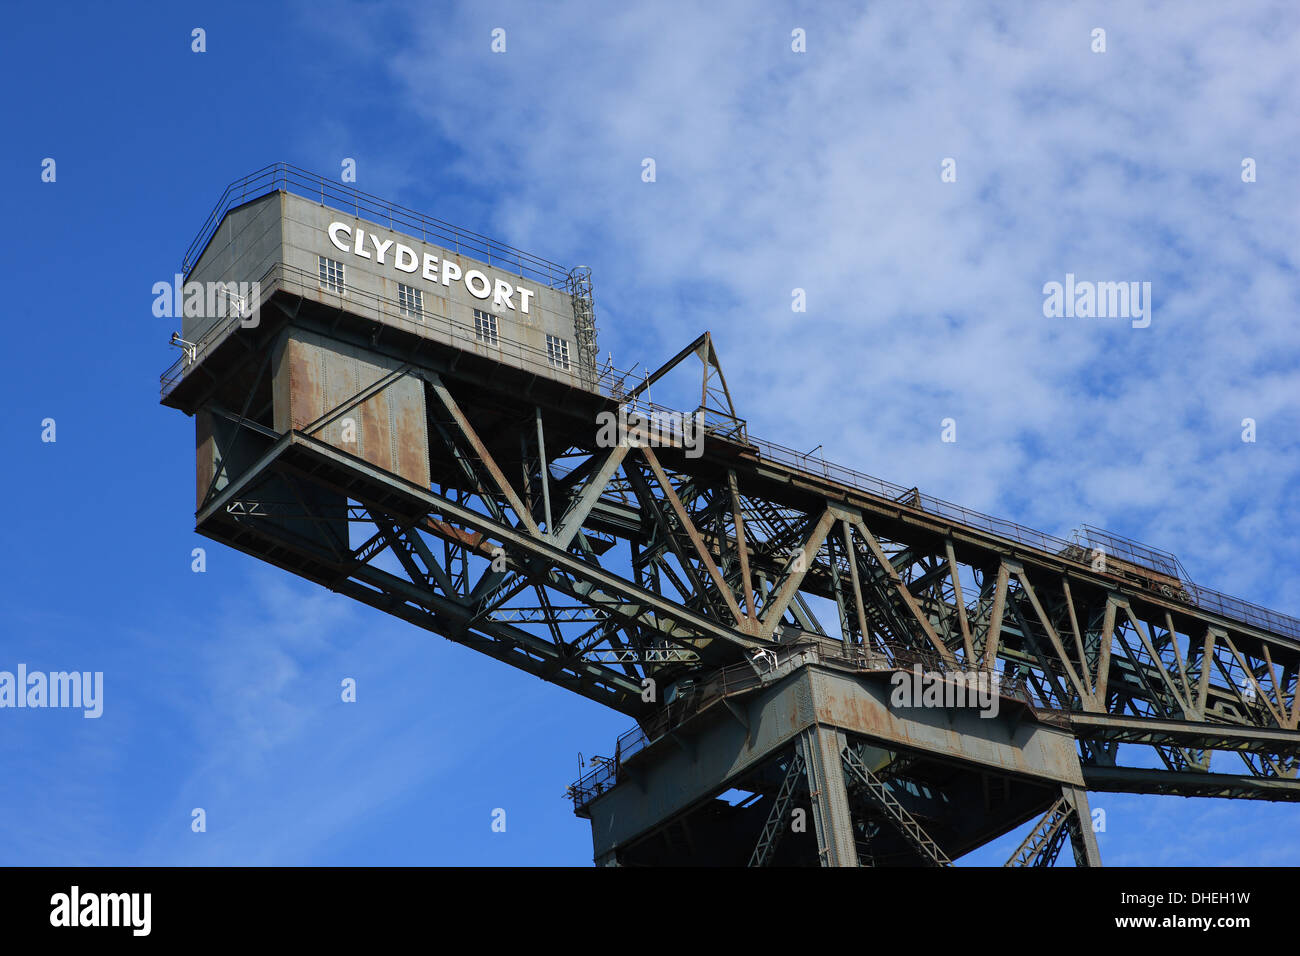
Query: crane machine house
[{"left": 165, "top": 173, "right": 599, "bottom": 522}]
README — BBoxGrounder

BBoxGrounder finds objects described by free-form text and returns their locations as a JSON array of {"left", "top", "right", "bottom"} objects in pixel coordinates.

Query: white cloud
[
  {"left": 286, "top": 0, "right": 1300, "bottom": 864},
  {"left": 332, "top": 0, "right": 1300, "bottom": 615}
]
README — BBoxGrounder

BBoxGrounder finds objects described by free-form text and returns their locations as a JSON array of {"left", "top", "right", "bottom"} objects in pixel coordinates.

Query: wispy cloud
[
  {"left": 131, "top": 571, "right": 591, "bottom": 865},
  {"left": 321, "top": 0, "right": 1300, "bottom": 619},
  {"left": 290, "top": 0, "right": 1300, "bottom": 864}
]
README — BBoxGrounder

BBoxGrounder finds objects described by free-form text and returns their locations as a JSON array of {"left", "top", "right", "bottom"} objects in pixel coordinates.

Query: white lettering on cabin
[{"left": 325, "top": 221, "right": 537, "bottom": 314}]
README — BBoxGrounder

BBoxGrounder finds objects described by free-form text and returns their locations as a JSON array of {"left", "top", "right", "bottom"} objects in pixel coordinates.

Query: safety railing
[
  {"left": 182, "top": 163, "right": 573, "bottom": 288},
  {"left": 1179, "top": 580, "right": 1300, "bottom": 642},
  {"left": 1073, "top": 524, "right": 1182, "bottom": 578},
  {"left": 737, "top": 436, "right": 1300, "bottom": 642},
  {"left": 161, "top": 260, "right": 605, "bottom": 400},
  {"left": 160, "top": 261, "right": 739, "bottom": 437},
  {"left": 567, "top": 647, "right": 1064, "bottom": 812},
  {"left": 742, "top": 434, "right": 1082, "bottom": 555},
  {"left": 567, "top": 660, "right": 770, "bottom": 810}
]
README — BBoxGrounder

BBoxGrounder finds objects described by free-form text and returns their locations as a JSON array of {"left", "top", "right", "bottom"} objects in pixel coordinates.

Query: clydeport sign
[{"left": 326, "top": 220, "right": 539, "bottom": 315}]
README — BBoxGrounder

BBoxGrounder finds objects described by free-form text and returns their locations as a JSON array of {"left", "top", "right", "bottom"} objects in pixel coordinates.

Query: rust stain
[
  {"left": 287, "top": 337, "right": 320, "bottom": 431},
  {"left": 277, "top": 331, "right": 431, "bottom": 489},
  {"left": 357, "top": 385, "right": 389, "bottom": 471},
  {"left": 391, "top": 377, "right": 430, "bottom": 488},
  {"left": 426, "top": 518, "right": 495, "bottom": 558}
]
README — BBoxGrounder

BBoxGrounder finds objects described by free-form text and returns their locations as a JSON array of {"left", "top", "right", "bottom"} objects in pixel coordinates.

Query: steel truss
[
  {"left": 168, "top": 295, "right": 1300, "bottom": 866},
  {"left": 1004, "top": 787, "right": 1100, "bottom": 867}
]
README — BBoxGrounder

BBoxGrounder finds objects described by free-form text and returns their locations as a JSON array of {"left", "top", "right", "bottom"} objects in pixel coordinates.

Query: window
[
  {"left": 318, "top": 255, "right": 346, "bottom": 294},
  {"left": 474, "top": 308, "right": 499, "bottom": 346},
  {"left": 546, "top": 334, "right": 570, "bottom": 370},
  {"left": 398, "top": 283, "right": 423, "bottom": 319}
]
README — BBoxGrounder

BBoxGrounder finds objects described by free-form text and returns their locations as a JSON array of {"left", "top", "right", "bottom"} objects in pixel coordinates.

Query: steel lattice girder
[
  {"left": 1005, "top": 797, "right": 1072, "bottom": 867},
  {"left": 747, "top": 748, "right": 806, "bottom": 867},
  {"left": 841, "top": 745, "right": 950, "bottom": 867},
  {"left": 188, "top": 329, "right": 1300, "bottom": 801},
  {"left": 1003, "top": 787, "right": 1101, "bottom": 867}
]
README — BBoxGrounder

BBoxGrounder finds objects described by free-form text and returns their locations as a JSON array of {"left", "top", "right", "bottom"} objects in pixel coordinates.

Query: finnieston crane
[{"left": 162, "top": 165, "right": 1300, "bottom": 867}]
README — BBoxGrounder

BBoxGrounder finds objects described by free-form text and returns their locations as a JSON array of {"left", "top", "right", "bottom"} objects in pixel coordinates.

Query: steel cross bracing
[
  {"left": 177, "top": 305, "right": 1300, "bottom": 822},
  {"left": 841, "top": 745, "right": 951, "bottom": 866},
  {"left": 1004, "top": 797, "right": 1073, "bottom": 867},
  {"left": 747, "top": 748, "right": 807, "bottom": 867}
]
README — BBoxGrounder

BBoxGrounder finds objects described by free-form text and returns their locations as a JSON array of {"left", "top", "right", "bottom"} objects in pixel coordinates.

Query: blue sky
[{"left": 2, "top": 0, "right": 1298, "bottom": 865}]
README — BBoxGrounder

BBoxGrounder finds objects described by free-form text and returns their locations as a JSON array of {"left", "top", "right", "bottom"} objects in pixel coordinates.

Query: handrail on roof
[{"left": 182, "top": 163, "right": 573, "bottom": 288}]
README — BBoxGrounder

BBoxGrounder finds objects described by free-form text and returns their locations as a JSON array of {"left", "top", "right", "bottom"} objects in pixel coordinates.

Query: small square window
[
  {"left": 319, "top": 255, "right": 346, "bottom": 294},
  {"left": 474, "top": 308, "right": 499, "bottom": 346},
  {"left": 546, "top": 334, "right": 570, "bottom": 370},
  {"left": 398, "top": 283, "right": 423, "bottom": 319}
]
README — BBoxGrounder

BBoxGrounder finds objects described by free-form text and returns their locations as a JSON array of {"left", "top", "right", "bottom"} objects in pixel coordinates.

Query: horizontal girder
[{"left": 185, "top": 313, "right": 1300, "bottom": 803}]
